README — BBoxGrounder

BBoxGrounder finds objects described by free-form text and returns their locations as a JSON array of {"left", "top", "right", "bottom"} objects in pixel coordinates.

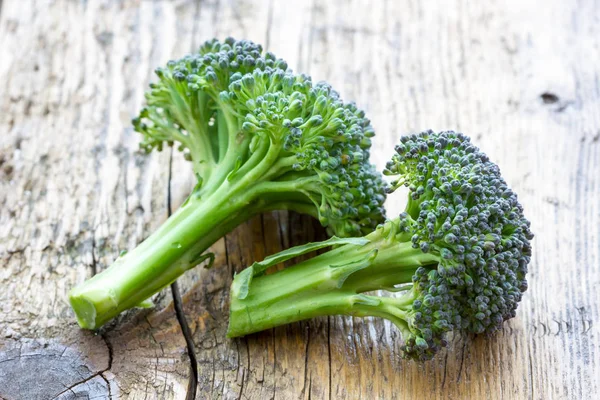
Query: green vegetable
[
  {"left": 228, "top": 130, "right": 533, "bottom": 361},
  {"left": 69, "top": 38, "right": 387, "bottom": 329}
]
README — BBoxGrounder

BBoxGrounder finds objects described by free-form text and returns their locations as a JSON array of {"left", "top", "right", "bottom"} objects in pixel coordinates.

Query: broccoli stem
[
  {"left": 69, "top": 185, "right": 254, "bottom": 329},
  {"left": 69, "top": 142, "right": 316, "bottom": 331},
  {"left": 227, "top": 290, "right": 359, "bottom": 338},
  {"left": 227, "top": 230, "right": 439, "bottom": 338}
]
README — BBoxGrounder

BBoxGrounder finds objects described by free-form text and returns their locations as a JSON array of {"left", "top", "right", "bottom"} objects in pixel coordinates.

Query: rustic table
[{"left": 1, "top": 0, "right": 598, "bottom": 399}]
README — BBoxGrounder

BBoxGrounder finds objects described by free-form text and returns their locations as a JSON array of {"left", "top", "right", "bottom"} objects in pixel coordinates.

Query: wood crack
[
  {"left": 100, "top": 333, "right": 113, "bottom": 371},
  {"left": 90, "top": 229, "right": 98, "bottom": 276},
  {"left": 50, "top": 336, "right": 113, "bottom": 399},
  {"left": 101, "top": 372, "right": 112, "bottom": 399},
  {"left": 166, "top": 149, "right": 198, "bottom": 400},
  {"left": 456, "top": 336, "right": 467, "bottom": 383},
  {"left": 327, "top": 317, "right": 332, "bottom": 400},
  {"left": 301, "top": 324, "right": 311, "bottom": 399},
  {"left": 441, "top": 351, "right": 449, "bottom": 389},
  {"left": 171, "top": 281, "right": 199, "bottom": 400},
  {"left": 237, "top": 369, "right": 246, "bottom": 400},
  {"left": 51, "top": 372, "right": 105, "bottom": 399}
]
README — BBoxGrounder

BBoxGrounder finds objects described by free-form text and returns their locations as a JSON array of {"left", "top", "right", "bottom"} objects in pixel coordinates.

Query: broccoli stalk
[
  {"left": 228, "top": 130, "right": 533, "bottom": 360},
  {"left": 227, "top": 226, "right": 438, "bottom": 337},
  {"left": 69, "top": 38, "right": 387, "bottom": 330}
]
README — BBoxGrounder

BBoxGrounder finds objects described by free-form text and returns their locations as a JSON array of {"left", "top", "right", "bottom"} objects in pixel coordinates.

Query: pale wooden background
[{"left": 0, "top": 0, "right": 599, "bottom": 399}]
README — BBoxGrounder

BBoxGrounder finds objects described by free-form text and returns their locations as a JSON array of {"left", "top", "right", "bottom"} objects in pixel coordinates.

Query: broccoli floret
[
  {"left": 227, "top": 130, "right": 533, "bottom": 361},
  {"left": 68, "top": 38, "right": 386, "bottom": 330}
]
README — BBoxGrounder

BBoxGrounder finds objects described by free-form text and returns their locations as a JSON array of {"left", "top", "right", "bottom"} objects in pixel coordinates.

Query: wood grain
[{"left": 1, "top": 0, "right": 599, "bottom": 399}]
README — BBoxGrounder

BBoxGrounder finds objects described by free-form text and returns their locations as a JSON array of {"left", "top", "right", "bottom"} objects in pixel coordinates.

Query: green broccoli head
[
  {"left": 385, "top": 131, "right": 532, "bottom": 324},
  {"left": 133, "top": 37, "right": 386, "bottom": 236},
  {"left": 379, "top": 130, "right": 533, "bottom": 358},
  {"left": 228, "top": 130, "right": 533, "bottom": 362}
]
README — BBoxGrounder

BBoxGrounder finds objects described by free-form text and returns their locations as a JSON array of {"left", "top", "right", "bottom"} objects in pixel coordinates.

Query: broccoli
[
  {"left": 69, "top": 38, "right": 387, "bottom": 329},
  {"left": 227, "top": 130, "right": 533, "bottom": 360}
]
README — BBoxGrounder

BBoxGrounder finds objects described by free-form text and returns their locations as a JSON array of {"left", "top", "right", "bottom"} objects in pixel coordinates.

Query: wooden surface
[{"left": 1, "top": 0, "right": 599, "bottom": 399}]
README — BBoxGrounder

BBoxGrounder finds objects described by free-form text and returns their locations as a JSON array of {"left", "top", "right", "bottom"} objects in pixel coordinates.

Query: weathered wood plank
[{"left": 1, "top": 0, "right": 599, "bottom": 399}]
